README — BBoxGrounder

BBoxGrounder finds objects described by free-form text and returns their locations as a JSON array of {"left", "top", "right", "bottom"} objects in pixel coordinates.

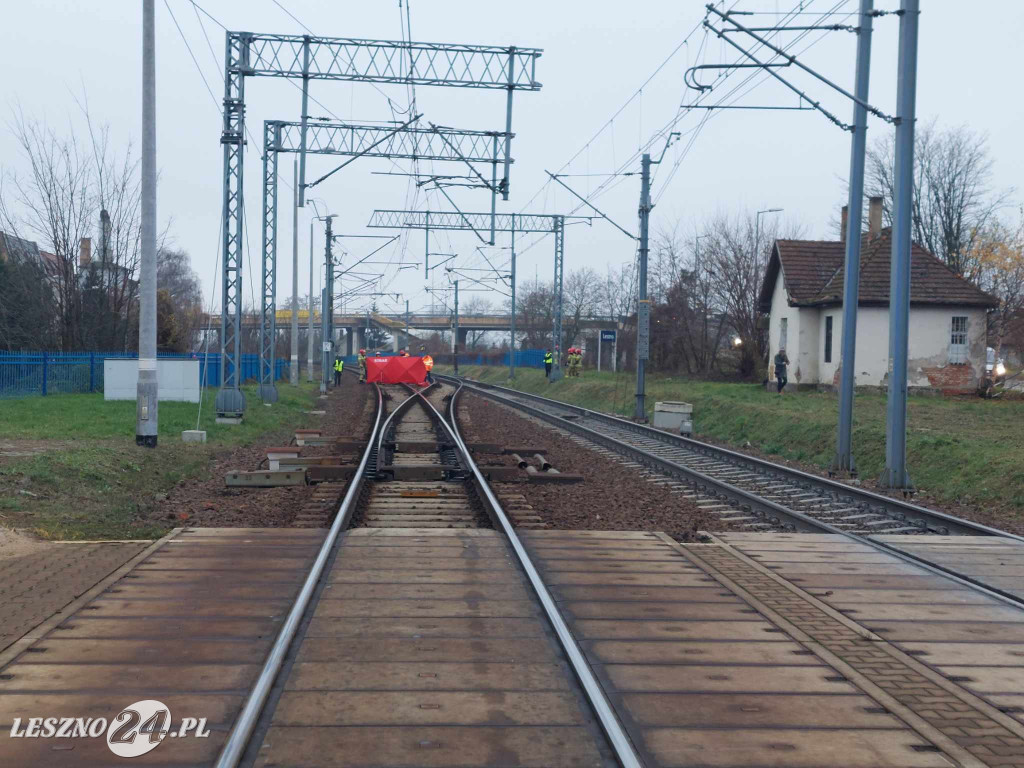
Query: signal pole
[{"left": 136, "top": 0, "right": 158, "bottom": 447}]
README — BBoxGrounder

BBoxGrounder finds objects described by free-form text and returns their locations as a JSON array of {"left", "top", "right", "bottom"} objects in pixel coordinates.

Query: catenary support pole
[
  {"left": 834, "top": 0, "right": 874, "bottom": 474},
  {"left": 405, "top": 300, "right": 410, "bottom": 348},
  {"left": 882, "top": 0, "right": 919, "bottom": 491},
  {"left": 509, "top": 224, "right": 516, "bottom": 379},
  {"left": 136, "top": 0, "right": 158, "bottom": 447},
  {"left": 321, "top": 216, "right": 335, "bottom": 394},
  {"left": 635, "top": 154, "right": 652, "bottom": 421},
  {"left": 453, "top": 280, "right": 460, "bottom": 374},
  {"left": 550, "top": 216, "right": 565, "bottom": 381},
  {"left": 307, "top": 219, "right": 314, "bottom": 381},
  {"left": 290, "top": 158, "right": 299, "bottom": 385}
]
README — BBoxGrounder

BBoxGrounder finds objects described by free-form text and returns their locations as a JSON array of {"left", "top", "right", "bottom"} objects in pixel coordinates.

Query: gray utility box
[{"left": 653, "top": 401, "right": 693, "bottom": 436}]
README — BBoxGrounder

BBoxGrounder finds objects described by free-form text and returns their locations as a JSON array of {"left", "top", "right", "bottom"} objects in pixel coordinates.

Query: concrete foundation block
[
  {"left": 182, "top": 430, "right": 207, "bottom": 443},
  {"left": 216, "top": 416, "right": 243, "bottom": 425}
]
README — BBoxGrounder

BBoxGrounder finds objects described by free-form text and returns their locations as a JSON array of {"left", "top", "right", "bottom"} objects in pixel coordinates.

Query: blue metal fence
[
  {"left": 0, "top": 351, "right": 292, "bottom": 399},
  {"left": 451, "top": 349, "right": 546, "bottom": 368}
]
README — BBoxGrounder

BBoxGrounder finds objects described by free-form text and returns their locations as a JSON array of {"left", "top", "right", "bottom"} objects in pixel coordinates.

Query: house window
[
  {"left": 824, "top": 316, "right": 833, "bottom": 364},
  {"left": 779, "top": 317, "right": 788, "bottom": 351},
  {"left": 950, "top": 316, "right": 968, "bottom": 364}
]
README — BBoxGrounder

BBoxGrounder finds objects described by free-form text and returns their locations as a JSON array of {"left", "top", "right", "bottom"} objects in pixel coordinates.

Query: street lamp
[{"left": 754, "top": 208, "right": 784, "bottom": 266}]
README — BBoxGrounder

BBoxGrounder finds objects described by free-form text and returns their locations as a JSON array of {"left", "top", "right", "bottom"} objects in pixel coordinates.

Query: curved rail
[
  {"left": 411, "top": 382, "right": 643, "bottom": 768},
  {"left": 213, "top": 385, "right": 391, "bottom": 768},
  {"left": 444, "top": 374, "right": 1024, "bottom": 542}
]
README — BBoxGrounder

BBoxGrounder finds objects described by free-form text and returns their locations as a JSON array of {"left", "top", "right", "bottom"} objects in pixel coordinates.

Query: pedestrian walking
[{"left": 774, "top": 348, "right": 790, "bottom": 394}]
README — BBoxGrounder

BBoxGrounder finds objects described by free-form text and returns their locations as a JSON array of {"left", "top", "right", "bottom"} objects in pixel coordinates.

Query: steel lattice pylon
[
  {"left": 257, "top": 121, "right": 514, "bottom": 399},
  {"left": 216, "top": 31, "right": 542, "bottom": 417},
  {"left": 259, "top": 122, "right": 280, "bottom": 403}
]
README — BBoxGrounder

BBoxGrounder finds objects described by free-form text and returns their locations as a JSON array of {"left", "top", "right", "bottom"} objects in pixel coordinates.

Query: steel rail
[
  {"left": 411, "top": 382, "right": 644, "bottom": 768},
  {"left": 214, "top": 384, "right": 392, "bottom": 768},
  {"left": 441, "top": 374, "right": 1024, "bottom": 610},
  {"left": 448, "top": 375, "right": 1024, "bottom": 542}
]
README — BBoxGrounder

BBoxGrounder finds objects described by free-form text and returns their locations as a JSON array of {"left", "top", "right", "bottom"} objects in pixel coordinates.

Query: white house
[{"left": 759, "top": 198, "right": 998, "bottom": 393}]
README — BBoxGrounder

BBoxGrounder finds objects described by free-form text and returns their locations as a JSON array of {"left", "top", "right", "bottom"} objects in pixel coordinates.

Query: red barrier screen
[{"left": 364, "top": 356, "right": 428, "bottom": 385}]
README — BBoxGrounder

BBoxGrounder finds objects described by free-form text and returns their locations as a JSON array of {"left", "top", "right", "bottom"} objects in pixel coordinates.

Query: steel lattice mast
[
  {"left": 256, "top": 120, "right": 514, "bottom": 401},
  {"left": 368, "top": 209, "right": 586, "bottom": 381},
  {"left": 216, "top": 32, "right": 542, "bottom": 418}
]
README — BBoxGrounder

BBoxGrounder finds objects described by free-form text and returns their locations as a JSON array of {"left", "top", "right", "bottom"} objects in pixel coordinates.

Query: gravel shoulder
[
  {"left": 458, "top": 390, "right": 733, "bottom": 541},
  {"left": 148, "top": 379, "right": 373, "bottom": 528}
]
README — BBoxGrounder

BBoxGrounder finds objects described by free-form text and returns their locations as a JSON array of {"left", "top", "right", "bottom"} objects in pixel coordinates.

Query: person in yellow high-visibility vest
[
  {"left": 420, "top": 345, "right": 434, "bottom": 384},
  {"left": 357, "top": 349, "right": 367, "bottom": 383},
  {"left": 333, "top": 356, "right": 344, "bottom": 386}
]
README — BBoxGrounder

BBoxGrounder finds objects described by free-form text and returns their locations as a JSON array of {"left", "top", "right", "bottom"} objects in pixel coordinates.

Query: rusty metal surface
[
  {"left": 0, "top": 528, "right": 324, "bottom": 766},
  {"left": 251, "top": 528, "right": 614, "bottom": 768},
  {"left": 714, "top": 531, "right": 1024, "bottom": 765},
  {"left": 519, "top": 529, "right": 1024, "bottom": 768}
]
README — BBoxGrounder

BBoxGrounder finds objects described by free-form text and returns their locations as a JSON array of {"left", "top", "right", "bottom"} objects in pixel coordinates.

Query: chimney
[
  {"left": 840, "top": 205, "right": 849, "bottom": 243},
  {"left": 79, "top": 237, "right": 92, "bottom": 269},
  {"left": 868, "top": 196, "right": 883, "bottom": 239},
  {"left": 99, "top": 209, "right": 111, "bottom": 260}
]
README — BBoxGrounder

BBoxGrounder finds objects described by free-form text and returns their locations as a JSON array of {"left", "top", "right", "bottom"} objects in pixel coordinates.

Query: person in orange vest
[{"left": 420, "top": 345, "right": 434, "bottom": 384}]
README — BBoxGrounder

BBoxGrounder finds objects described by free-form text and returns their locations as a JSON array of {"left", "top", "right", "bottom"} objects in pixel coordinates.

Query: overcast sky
[{"left": 2, "top": 1, "right": 1022, "bottom": 318}]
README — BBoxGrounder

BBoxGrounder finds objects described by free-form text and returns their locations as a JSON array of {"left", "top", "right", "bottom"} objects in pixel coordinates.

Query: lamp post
[{"left": 754, "top": 208, "right": 783, "bottom": 268}]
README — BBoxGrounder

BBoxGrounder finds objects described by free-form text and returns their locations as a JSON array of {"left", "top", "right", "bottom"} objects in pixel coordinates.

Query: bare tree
[
  {"left": 0, "top": 111, "right": 93, "bottom": 350},
  {"left": 700, "top": 211, "right": 802, "bottom": 376},
  {"left": 974, "top": 207, "right": 1024, "bottom": 356},
  {"left": 157, "top": 247, "right": 203, "bottom": 352},
  {"left": 866, "top": 120, "right": 1013, "bottom": 281},
  {"left": 1, "top": 110, "right": 145, "bottom": 352},
  {"left": 562, "top": 267, "right": 602, "bottom": 349},
  {"left": 460, "top": 294, "right": 493, "bottom": 348}
]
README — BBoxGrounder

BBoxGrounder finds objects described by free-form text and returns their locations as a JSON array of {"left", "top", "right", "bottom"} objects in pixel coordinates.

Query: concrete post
[
  {"left": 136, "top": 0, "right": 159, "bottom": 447},
  {"left": 307, "top": 219, "right": 314, "bottom": 381},
  {"left": 881, "top": 0, "right": 919, "bottom": 491},
  {"left": 510, "top": 223, "right": 517, "bottom": 379},
  {"left": 290, "top": 158, "right": 299, "bottom": 385}
]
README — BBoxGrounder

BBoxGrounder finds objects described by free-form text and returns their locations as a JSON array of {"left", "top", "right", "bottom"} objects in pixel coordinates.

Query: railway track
[
  {"left": 6, "top": 378, "right": 1024, "bottom": 767},
  {"left": 439, "top": 374, "right": 1024, "bottom": 603},
  {"left": 215, "top": 380, "right": 640, "bottom": 768}
]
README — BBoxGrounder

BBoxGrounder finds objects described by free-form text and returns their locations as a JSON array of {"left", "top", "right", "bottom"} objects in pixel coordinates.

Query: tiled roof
[
  {"left": 0, "top": 231, "right": 41, "bottom": 263},
  {"left": 759, "top": 229, "right": 998, "bottom": 311}
]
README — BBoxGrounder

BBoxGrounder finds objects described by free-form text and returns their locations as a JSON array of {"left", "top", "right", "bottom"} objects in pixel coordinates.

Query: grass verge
[
  {"left": 0, "top": 383, "right": 319, "bottom": 540},
  {"left": 443, "top": 364, "right": 1024, "bottom": 520}
]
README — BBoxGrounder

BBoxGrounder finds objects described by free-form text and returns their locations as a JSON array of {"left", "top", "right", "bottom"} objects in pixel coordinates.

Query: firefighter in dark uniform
[{"left": 357, "top": 349, "right": 367, "bottom": 382}]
